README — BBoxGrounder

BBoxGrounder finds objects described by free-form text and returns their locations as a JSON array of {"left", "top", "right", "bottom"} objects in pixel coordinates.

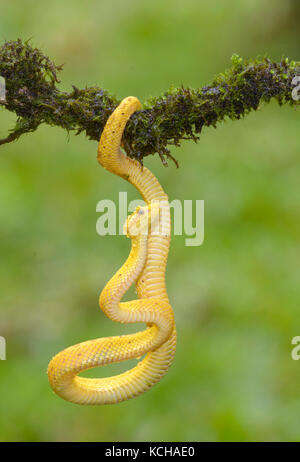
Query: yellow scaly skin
[{"left": 47, "top": 97, "right": 176, "bottom": 405}]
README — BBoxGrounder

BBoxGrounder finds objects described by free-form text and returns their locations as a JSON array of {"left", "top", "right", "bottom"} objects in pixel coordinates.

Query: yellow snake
[{"left": 47, "top": 96, "right": 176, "bottom": 405}]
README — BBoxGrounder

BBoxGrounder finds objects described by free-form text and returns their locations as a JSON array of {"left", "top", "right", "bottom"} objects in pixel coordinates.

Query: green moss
[{"left": 0, "top": 39, "right": 299, "bottom": 165}]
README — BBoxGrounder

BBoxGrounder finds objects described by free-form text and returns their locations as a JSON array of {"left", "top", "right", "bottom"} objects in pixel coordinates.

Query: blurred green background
[{"left": 0, "top": 0, "right": 300, "bottom": 442}]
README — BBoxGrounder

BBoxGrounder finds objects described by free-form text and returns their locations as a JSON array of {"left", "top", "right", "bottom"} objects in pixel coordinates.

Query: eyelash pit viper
[{"left": 47, "top": 96, "right": 176, "bottom": 405}]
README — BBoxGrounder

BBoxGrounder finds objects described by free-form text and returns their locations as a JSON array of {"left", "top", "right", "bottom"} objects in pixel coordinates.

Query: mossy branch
[{"left": 0, "top": 39, "right": 299, "bottom": 166}]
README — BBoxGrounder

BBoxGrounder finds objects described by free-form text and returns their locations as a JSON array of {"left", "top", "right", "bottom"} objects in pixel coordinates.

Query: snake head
[{"left": 124, "top": 204, "right": 161, "bottom": 238}]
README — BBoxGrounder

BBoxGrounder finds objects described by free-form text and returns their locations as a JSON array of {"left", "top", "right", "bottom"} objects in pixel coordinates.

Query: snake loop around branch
[{"left": 47, "top": 96, "right": 176, "bottom": 405}]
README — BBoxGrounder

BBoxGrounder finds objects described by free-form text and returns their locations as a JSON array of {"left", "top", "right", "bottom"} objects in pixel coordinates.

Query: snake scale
[{"left": 47, "top": 96, "right": 176, "bottom": 405}]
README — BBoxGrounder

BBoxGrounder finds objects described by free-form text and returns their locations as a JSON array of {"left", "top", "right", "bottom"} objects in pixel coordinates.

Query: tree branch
[{"left": 0, "top": 39, "right": 299, "bottom": 166}]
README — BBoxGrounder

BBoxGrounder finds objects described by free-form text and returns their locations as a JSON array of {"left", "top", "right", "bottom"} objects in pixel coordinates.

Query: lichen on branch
[{"left": 0, "top": 39, "right": 299, "bottom": 165}]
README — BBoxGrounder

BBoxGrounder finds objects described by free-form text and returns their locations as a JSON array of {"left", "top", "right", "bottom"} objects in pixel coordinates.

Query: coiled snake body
[{"left": 47, "top": 97, "right": 176, "bottom": 405}]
